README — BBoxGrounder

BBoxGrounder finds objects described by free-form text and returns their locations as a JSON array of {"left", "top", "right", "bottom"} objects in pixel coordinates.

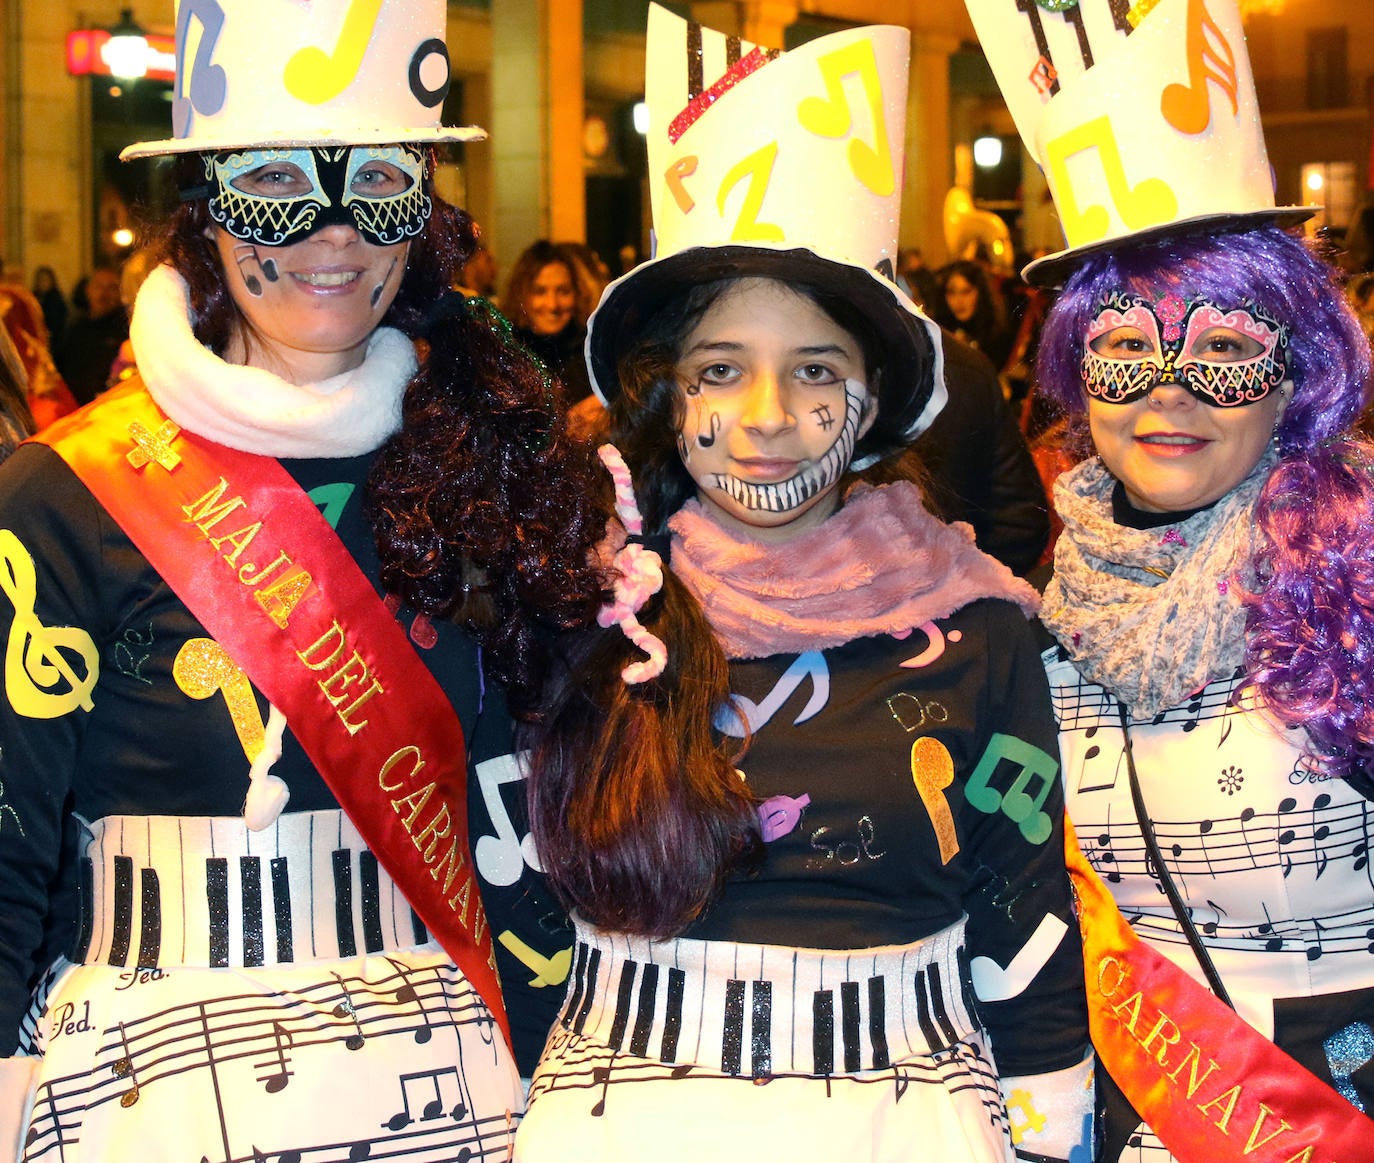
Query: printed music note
[
  {"left": 1160, "top": 0, "right": 1239, "bottom": 135},
  {"left": 964, "top": 733, "right": 1058, "bottom": 845},
  {"left": 332, "top": 972, "right": 367, "bottom": 1050},
  {"left": 473, "top": 753, "right": 542, "bottom": 887},
  {"left": 283, "top": 0, "right": 385, "bottom": 105},
  {"left": 112, "top": 1021, "right": 141, "bottom": 1107},
  {"left": 590, "top": 1059, "right": 614, "bottom": 1118},
  {"left": 715, "top": 651, "right": 829, "bottom": 736},
  {"left": 796, "top": 40, "right": 896, "bottom": 196},
  {"left": 0, "top": 530, "right": 100, "bottom": 718},
  {"left": 498, "top": 930, "right": 573, "bottom": 989},
  {"left": 171, "top": 0, "right": 227, "bottom": 138},
  {"left": 382, "top": 957, "right": 433, "bottom": 1043},
  {"left": 1044, "top": 116, "right": 1179, "bottom": 244},
  {"left": 174, "top": 639, "right": 269, "bottom": 764},
  {"left": 910, "top": 737, "right": 959, "bottom": 864},
  {"left": 384, "top": 1066, "right": 467, "bottom": 1131},
  {"left": 255, "top": 1021, "right": 294, "bottom": 1093},
  {"left": 716, "top": 142, "right": 784, "bottom": 243}
]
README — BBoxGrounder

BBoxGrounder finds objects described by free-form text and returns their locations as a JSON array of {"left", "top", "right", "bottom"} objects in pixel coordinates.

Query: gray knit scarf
[{"left": 1040, "top": 451, "right": 1275, "bottom": 720}]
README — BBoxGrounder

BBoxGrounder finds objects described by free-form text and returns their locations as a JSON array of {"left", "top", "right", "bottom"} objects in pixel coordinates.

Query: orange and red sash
[
  {"left": 38, "top": 381, "right": 509, "bottom": 1043},
  {"left": 1066, "top": 820, "right": 1374, "bottom": 1162}
]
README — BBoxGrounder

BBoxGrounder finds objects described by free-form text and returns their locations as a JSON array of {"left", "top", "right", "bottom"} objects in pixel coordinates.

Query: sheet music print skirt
[
  {"left": 515, "top": 919, "right": 1013, "bottom": 1162},
  {"left": 1045, "top": 649, "right": 1374, "bottom": 1161},
  {"left": 12, "top": 810, "right": 524, "bottom": 1163}
]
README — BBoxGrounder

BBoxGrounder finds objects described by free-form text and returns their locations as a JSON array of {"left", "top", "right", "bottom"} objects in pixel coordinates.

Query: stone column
[{"left": 490, "top": 0, "right": 585, "bottom": 262}]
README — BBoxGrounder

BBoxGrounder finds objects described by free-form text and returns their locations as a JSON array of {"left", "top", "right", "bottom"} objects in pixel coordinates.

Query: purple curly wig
[{"left": 1038, "top": 225, "right": 1374, "bottom": 783}]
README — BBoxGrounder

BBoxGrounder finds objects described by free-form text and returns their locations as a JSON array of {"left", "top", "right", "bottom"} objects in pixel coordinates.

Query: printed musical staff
[{"left": 21, "top": 962, "right": 503, "bottom": 1162}]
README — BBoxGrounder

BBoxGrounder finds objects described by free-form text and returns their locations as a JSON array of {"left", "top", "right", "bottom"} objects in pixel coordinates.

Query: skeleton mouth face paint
[
  {"left": 672, "top": 278, "right": 876, "bottom": 543},
  {"left": 206, "top": 145, "right": 430, "bottom": 247},
  {"left": 1082, "top": 291, "right": 1290, "bottom": 408}
]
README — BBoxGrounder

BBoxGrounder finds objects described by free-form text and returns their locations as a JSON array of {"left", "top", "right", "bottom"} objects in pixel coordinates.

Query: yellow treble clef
[{"left": 0, "top": 530, "right": 99, "bottom": 718}]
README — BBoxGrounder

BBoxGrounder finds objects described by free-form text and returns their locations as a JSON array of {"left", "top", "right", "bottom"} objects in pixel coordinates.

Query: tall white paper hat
[
  {"left": 586, "top": 3, "right": 946, "bottom": 462},
  {"left": 963, "top": 0, "right": 1311, "bottom": 285},
  {"left": 121, "top": 0, "right": 484, "bottom": 160}
]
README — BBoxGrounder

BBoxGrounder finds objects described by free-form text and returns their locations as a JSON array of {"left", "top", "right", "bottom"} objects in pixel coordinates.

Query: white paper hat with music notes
[
  {"left": 121, "top": 0, "right": 483, "bottom": 160},
  {"left": 586, "top": 3, "right": 946, "bottom": 464},
  {"left": 963, "top": 0, "right": 1312, "bottom": 285}
]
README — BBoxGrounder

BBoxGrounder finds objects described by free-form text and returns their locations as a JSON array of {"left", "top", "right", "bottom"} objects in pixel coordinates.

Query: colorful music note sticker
[
  {"left": 796, "top": 40, "right": 896, "bottom": 197},
  {"left": 715, "top": 651, "right": 830, "bottom": 737},
  {"left": 716, "top": 142, "right": 785, "bottom": 242},
  {"left": 1044, "top": 115, "right": 1179, "bottom": 245},
  {"left": 910, "top": 737, "right": 959, "bottom": 865},
  {"left": 283, "top": 0, "right": 386, "bottom": 106},
  {"left": 173, "top": 638, "right": 268, "bottom": 764},
  {"left": 965, "top": 732, "right": 1058, "bottom": 845},
  {"left": 0, "top": 530, "right": 99, "bottom": 719},
  {"left": 171, "top": 0, "right": 228, "bottom": 139},
  {"left": 1160, "top": 0, "right": 1238, "bottom": 135},
  {"left": 497, "top": 930, "right": 572, "bottom": 989}
]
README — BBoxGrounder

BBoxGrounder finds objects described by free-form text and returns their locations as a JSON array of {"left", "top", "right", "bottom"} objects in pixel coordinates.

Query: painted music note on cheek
[
  {"left": 796, "top": 40, "right": 896, "bottom": 197},
  {"left": 716, "top": 142, "right": 785, "bottom": 242},
  {"left": 696, "top": 412, "right": 721, "bottom": 449},
  {"left": 1160, "top": 0, "right": 1239, "bottom": 135},
  {"left": 1044, "top": 115, "right": 1179, "bottom": 244},
  {"left": 171, "top": 0, "right": 228, "bottom": 138},
  {"left": 173, "top": 638, "right": 268, "bottom": 765},
  {"left": 283, "top": 0, "right": 386, "bottom": 105}
]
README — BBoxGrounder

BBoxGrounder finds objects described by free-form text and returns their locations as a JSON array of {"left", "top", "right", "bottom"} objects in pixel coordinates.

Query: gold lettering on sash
[
  {"left": 414, "top": 800, "right": 452, "bottom": 862},
  {"left": 449, "top": 875, "right": 474, "bottom": 925},
  {"left": 379, "top": 745, "right": 424, "bottom": 792},
  {"left": 428, "top": 834, "right": 465, "bottom": 895},
  {"left": 182, "top": 477, "right": 247, "bottom": 532},
  {"left": 1197, "top": 1083, "right": 1243, "bottom": 1133},
  {"left": 1139, "top": 1012, "right": 1181, "bottom": 1064},
  {"left": 391, "top": 780, "right": 436, "bottom": 831},
  {"left": 127, "top": 419, "right": 183, "bottom": 472},
  {"left": 317, "top": 649, "right": 383, "bottom": 734},
  {"left": 238, "top": 550, "right": 291, "bottom": 588},
  {"left": 254, "top": 568, "right": 311, "bottom": 628},
  {"left": 206, "top": 521, "right": 263, "bottom": 565},
  {"left": 1166, "top": 1043, "right": 1223, "bottom": 1099},
  {"left": 1242, "top": 1104, "right": 1292, "bottom": 1155}
]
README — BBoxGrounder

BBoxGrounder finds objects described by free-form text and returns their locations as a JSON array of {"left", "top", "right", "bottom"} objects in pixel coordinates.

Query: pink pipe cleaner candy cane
[{"left": 597, "top": 444, "right": 668, "bottom": 684}]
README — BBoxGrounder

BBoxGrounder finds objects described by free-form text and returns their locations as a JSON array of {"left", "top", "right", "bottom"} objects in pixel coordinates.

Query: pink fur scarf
[{"left": 667, "top": 481, "right": 1040, "bottom": 660}]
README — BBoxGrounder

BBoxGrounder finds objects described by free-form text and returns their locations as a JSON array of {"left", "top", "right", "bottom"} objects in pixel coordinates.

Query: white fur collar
[{"left": 129, "top": 263, "right": 416, "bottom": 458}]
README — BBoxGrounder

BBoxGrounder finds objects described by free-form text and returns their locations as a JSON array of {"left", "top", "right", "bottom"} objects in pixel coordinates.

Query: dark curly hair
[{"left": 160, "top": 151, "right": 609, "bottom": 714}]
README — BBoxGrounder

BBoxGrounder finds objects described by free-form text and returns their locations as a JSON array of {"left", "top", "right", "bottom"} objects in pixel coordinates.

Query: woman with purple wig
[
  {"left": 1037, "top": 225, "right": 1374, "bottom": 1157},
  {"left": 960, "top": 0, "right": 1374, "bottom": 1153}
]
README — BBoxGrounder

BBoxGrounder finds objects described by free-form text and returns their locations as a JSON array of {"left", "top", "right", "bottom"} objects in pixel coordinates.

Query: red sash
[
  {"left": 38, "top": 381, "right": 509, "bottom": 1043},
  {"left": 1066, "top": 820, "right": 1374, "bottom": 1162}
]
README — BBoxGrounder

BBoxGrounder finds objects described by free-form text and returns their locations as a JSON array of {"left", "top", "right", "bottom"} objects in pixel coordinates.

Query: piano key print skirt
[
  {"left": 515, "top": 918, "right": 1014, "bottom": 1162},
  {"left": 12, "top": 811, "right": 525, "bottom": 1163}
]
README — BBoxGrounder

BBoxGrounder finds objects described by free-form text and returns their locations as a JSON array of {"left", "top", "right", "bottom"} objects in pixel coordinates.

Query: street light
[{"left": 101, "top": 9, "right": 149, "bottom": 81}]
